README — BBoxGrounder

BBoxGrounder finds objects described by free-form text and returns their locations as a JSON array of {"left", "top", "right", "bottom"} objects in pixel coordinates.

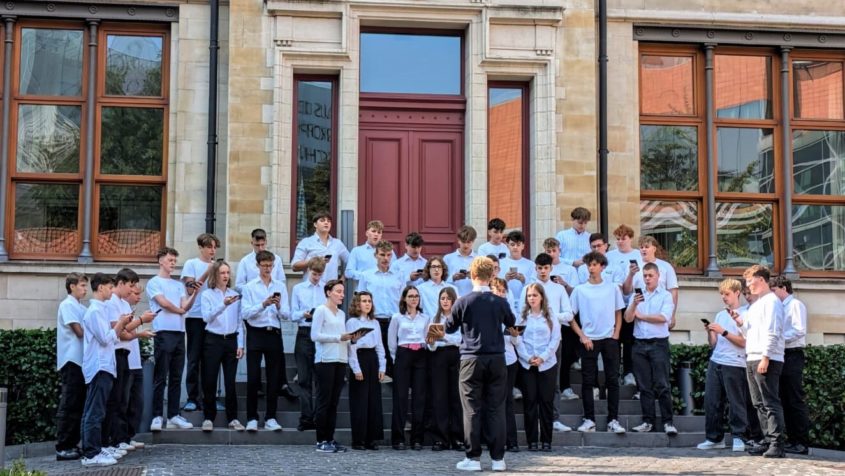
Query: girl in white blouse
[
  {"left": 387, "top": 285, "right": 430, "bottom": 450},
  {"left": 491, "top": 277, "right": 522, "bottom": 452},
  {"left": 346, "top": 291, "right": 386, "bottom": 450},
  {"left": 516, "top": 283, "right": 561, "bottom": 452},
  {"left": 425, "top": 287, "right": 462, "bottom": 451},
  {"left": 311, "top": 279, "right": 362, "bottom": 453}
]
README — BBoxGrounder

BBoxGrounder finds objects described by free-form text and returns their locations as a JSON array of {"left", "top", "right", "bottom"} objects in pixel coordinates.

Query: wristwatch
[{"left": 721, "top": 330, "right": 729, "bottom": 337}]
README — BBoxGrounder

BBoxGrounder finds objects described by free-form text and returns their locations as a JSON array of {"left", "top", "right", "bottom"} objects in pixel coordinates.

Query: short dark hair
[
  {"left": 312, "top": 210, "right": 332, "bottom": 224},
  {"left": 486, "top": 254, "right": 500, "bottom": 263},
  {"left": 770, "top": 275, "right": 793, "bottom": 294},
  {"left": 65, "top": 272, "right": 88, "bottom": 294},
  {"left": 642, "top": 262, "right": 659, "bottom": 274},
  {"left": 197, "top": 233, "right": 220, "bottom": 248},
  {"left": 323, "top": 279, "right": 344, "bottom": 297},
  {"left": 487, "top": 218, "right": 506, "bottom": 232},
  {"left": 589, "top": 232, "right": 606, "bottom": 244},
  {"left": 255, "top": 250, "right": 275, "bottom": 265},
  {"left": 582, "top": 251, "right": 607, "bottom": 267},
  {"left": 457, "top": 225, "right": 477, "bottom": 242},
  {"left": 534, "top": 253, "right": 553, "bottom": 267},
  {"left": 156, "top": 247, "right": 179, "bottom": 260},
  {"left": 91, "top": 273, "right": 115, "bottom": 292},
  {"left": 571, "top": 207, "right": 591, "bottom": 221},
  {"left": 251, "top": 228, "right": 267, "bottom": 241},
  {"left": 116, "top": 267, "right": 139, "bottom": 285},
  {"left": 405, "top": 232, "right": 424, "bottom": 247},
  {"left": 506, "top": 230, "right": 525, "bottom": 244}
]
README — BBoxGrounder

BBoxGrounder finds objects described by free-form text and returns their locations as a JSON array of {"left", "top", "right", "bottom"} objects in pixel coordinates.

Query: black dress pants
[
  {"left": 349, "top": 348, "right": 384, "bottom": 445},
  {"left": 459, "top": 354, "right": 507, "bottom": 461},
  {"left": 246, "top": 326, "right": 282, "bottom": 422},
  {"left": 392, "top": 347, "right": 427, "bottom": 445},
  {"left": 780, "top": 349, "right": 810, "bottom": 446},
  {"left": 428, "top": 346, "right": 462, "bottom": 445},
  {"left": 202, "top": 332, "right": 239, "bottom": 422},
  {"left": 55, "top": 362, "right": 86, "bottom": 451},
  {"left": 522, "top": 364, "right": 557, "bottom": 445},
  {"left": 314, "top": 362, "right": 346, "bottom": 443}
]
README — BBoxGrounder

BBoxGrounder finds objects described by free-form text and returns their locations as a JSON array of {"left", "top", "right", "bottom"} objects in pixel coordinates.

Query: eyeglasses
[{"left": 258, "top": 263, "right": 274, "bottom": 269}]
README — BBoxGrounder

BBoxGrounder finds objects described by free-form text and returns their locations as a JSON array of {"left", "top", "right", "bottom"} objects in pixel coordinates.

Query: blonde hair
[
  {"left": 469, "top": 256, "right": 495, "bottom": 281},
  {"left": 521, "top": 283, "right": 553, "bottom": 330},
  {"left": 719, "top": 278, "right": 742, "bottom": 293}
]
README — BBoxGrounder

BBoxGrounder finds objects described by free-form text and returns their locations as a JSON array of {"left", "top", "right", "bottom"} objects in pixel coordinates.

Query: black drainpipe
[
  {"left": 598, "top": 0, "right": 608, "bottom": 237},
  {"left": 205, "top": 0, "right": 220, "bottom": 234}
]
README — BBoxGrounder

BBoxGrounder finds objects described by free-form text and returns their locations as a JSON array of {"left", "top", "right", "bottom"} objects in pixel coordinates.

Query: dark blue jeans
[
  {"left": 704, "top": 360, "right": 749, "bottom": 442},
  {"left": 81, "top": 371, "right": 114, "bottom": 459}
]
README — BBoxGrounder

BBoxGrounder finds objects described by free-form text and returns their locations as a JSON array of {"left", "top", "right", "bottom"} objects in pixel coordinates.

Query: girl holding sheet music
[
  {"left": 346, "top": 291, "right": 386, "bottom": 450},
  {"left": 425, "top": 287, "right": 463, "bottom": 451}
]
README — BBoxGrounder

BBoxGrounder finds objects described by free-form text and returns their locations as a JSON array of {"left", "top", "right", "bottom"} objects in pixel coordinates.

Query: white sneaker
[
  {"left": 732, "top": 438, "right": 746, "bottom": 452},
  {"left": 491, "top": 459, "right": 506, "bottom": 472},
  {"left": 150, "top": 416, "right": 163, "bottom": 432},
  {"left": 103, "top": 447, "right": 124, "bottom": 459},
  {"left": 116, "top": 442, "right": 134, "bottom": 452},
  {"left": 623, "top": 373, "right": 637, "bottom": 386},
  {"left": 265, "top": 418, "right": 283, "bottom": 431},
  {"left": 633, "top": 392, "right": 641, "bottom": 400},
  {"left": 697, "top": 439, "right": 726, "bottom": 450},
  {"left": 456, "top": 458, "right": 482, "bottom": 471},
  {"left": 229, "top": 419, "right": 246, "bottom": 431},
  {"left": 577, "top": 419, "right": 596, "bottom": 432},
  {"left": 202, "top": 420, "right": 213, "bottom": 432},
  {"left": 246, "top": 419, "right": 259, "bottom": 432},
  {"left": 561, "top": 388, "right": 580, "bottom": 400},
  {"left": 129, "top": 440, "right": 145, "bottom": 449},
  {"left": 81, "top": 450, "right": 117, "bottom": 467},
  {"left": 381, "top": 375, "right": 393, "bottom": 383},
  {"left": 607, "top": 419, "right": 626, "bottom": 434},
  {"left": 664, "top": 423, "right": 678, "bottom": 436},
  {"left": 631, "top": 422, "right": 652, "bottom": 433},
  {"left": 168, "top": 415, "right": 194, "bottom": 429},
  {"left": 512, "top": 387, "right": 523, "bottom": 400},
  {"left": 571, "top": 360, "right": 581, "bottom": 370},
  {"left": 553, "top": 421, "right": 572, "bottom": 432}
]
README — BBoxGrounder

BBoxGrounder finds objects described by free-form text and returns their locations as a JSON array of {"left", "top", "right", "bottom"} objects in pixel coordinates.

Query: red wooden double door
[{"left": 358, "top": 97, "right": 465, "bottom": 256}]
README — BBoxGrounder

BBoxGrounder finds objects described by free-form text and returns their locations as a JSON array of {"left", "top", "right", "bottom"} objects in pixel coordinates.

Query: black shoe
[
  {"left": 56, "top": 449, "right": 81, "bottom": 461},
  {"left": 527, "top": 442, "right": 539, "bottom": 452},
  {"left": 506, "top": 444, "right": 520, "bottom": 453},
  {"left": 331, "top": 440, "right": 348, "bottom": 453},
  {"left": 763, "top": 444, "right": 785, "bottom": 458},
  {"left": 747, "top": 441, "right": 770, "bottom": 456},
  {"left": 392, "top": 442, "right": 406, "bottom": 450},
  {"left": 279, "top": 385, "right": 298, "bottom": 402},
  {"left": 451, "top": 440, "right": 464, "bottom": 451},
  {"left": 432, "top": 441, "right": 446, "bottom": 451},
  {"left": 257, "top": 388, "right": 266, "bottom": 398},
  {"left": 365, "top": 442, "right": 379, "bottom": 451},
  {"left": 784, "top": 443, "right": 809, "bottom": 455},
  {"left": 297, "top": 421, "right": 316, "bottom": 432},
  {"left": 351, "top": 444, "right": 366, "bottom": 451},
  {"left": 541, "top": 442, "right": 552, "bottom": 452},
  {"left": 411, "top": 442, "right": 423, "bottom": 451}
]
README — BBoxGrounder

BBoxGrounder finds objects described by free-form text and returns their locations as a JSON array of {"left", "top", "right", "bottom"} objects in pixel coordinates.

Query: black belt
[
  {"left": 208, "top": 331, "right": 239, "bottom": 340},
  {"left": 636, "top": 337, "right": 669, "bottom": 344},
  {"left": 297, "top": 326, "right": 312, "bottom": 334},
  {"left": 250, "top": 326, "right": 281, "bottom": 335},
  {"left": 115, "top": 349, "right": 130, "bottom": 355},
  {"left": 357, "top": 347, "right": 377, "bottom": 353},
  {"left": 785, "top": 347, "right": 805, "bottom": 354}
]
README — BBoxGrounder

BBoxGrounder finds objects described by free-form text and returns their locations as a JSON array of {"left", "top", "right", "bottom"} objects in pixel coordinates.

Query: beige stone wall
[{"left": 610, "top": 0, "right": 845, "bottom": 22}]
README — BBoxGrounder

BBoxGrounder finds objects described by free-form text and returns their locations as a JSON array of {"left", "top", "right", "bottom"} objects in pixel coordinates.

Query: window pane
[
  {"left": 98, "top": 185, "right": 162, "bottom": 256},
  {"left": 640, "top": 55, "right": 694, "bottom": 115},
  {"left": 640, "top": 199, "right": 698, "bottom": 268},
  {"left": 640, "top": 125, "right": 698, "bottom": 191},
  {"left": 106, "top": 35, "right": 163, "bottom": 96},
  {"left": 715, "top": 202, "right": 774, "bottom": 268},
  {"left": 294, "top": 80, "right": 333, "bottom": 242},
  {"left": 13, "top": 183, "right": 79, "bottom": 254},
  {"left": 19, "top": 28, "right": 83, "bottom": 96},
  {"left": 717, "top": 127, "right": 775, "bottom": 193},
  {"left": 100, "top": 107, "right": 164, "bottom": 175},
  {"left": 793, "top": 130, "right": 845, "bottom": 196},
  {"left": 715, "top": 55, "right": 772, "bottom": 119},
  {"left": 361, "top": 33, "right": 460, "bottom": 95},
  {"left": 16, "top": 105, "right": 81, "bottom": 173},
  {"left": 793, "top": 61, "right": 844, "bottom": 120},
  {"left": 488, "top": 88, "right": 524, "bottom": 230},
  {"left": 793, "top": 204, "right": 845, "bottom": 272}
]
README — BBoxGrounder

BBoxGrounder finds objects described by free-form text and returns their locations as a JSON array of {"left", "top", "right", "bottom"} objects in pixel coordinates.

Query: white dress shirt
[
  {"left": 443, "top": 249, "right": 476, "bottom": 296},
  {"left": 498, "top": 256, "right": 536, "bottom": 301},
  {"left": 710, "top": 308, "right": 747, "bottom": 368},
  {"left": 311, "top": 304, "right": 349, "bottom": 363},
  {"left": 292, "top": 233, "right": 349, "bottom": 282},
  {"left": 82, "top": 299, "right": 119, "bottom": 383},
  {"left": 518, "top": 278, "right": 573, "bottom": 326},
  {"left": 202, "top": 287, "right": 245, "bottom": 348},
  {"left": 389, "top": 254, "right": 427, "bottom": 286},
  {"left": 515, "top": 312, "right": 561, "bottom": 372},
  {"left": 57, "top": 295, "right": 86, "bottom": 370},
  {"left": 739, "top": 291, "right": 785, "bottom": 363},
  {"left": 417, "top": 280, "right": 456, "bottom": 319},
  {"left": 344, "top": 243, "right": 396, "bottom": 281},
  {"left": 346, "top": 317, "right": 386, "bottom": 374},
  {"left": 235, "top": 251, "right": 285, "bottom": 290},
  {"left": 180, "top": 257, "right": 214, "bottom": 318},
  {"left": 578, "top": 260, "right": 626, "bottom": 286},
  {"left": 290, "top": 280, "right": 324, "bottom": 327},
  {"left": 570, "top": 279, "right": 625, "bottom": 340},
  {"left": 631, "top": 258, "right": 679, "bottom": 293},
  {"left": 239, "top": 278, "right": 290, "bottom": 328},
  {"left": 781, "top": 294, "right": 807, "bottom": 349},
  {"left": 555, "top": 227, "right": 592, "bottom": 266},
  {"left": 631, "top": 287, "right": 674, "bottom": 339},
  {"left": 387, "top": 312, "right": 431, "bottom": 359},
  {"left": 107, "top": 294, "right": 142, "bottom": 370},
  {"left": 551, "top": 261, "right": 581, "bottom": 287},
  {"left": 477, "top": 241, "right": 508, "bottom": 259},
  {"left": 146, "top": 275, "right": 187, "bottom": 332},
  {"left": 357, "top": 268, "right": 404, "bottom": 318}
]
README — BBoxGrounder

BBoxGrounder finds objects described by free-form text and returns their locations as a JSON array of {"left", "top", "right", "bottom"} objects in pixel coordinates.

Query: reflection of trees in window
[
  {"left": 295, "top": 159, "right": 331, "bottom": 240},
  {"left": 640, "top": 200, "right": 698, "bottom": 267},
  {"left": 100, "top": 107, "right": 163, "bottom": 175},
  {"left": 16, "top": 105, "right": 81, "bottom": 174},
  {"left": 105, "top": 36, "right": 162, "bottom": 96},
  {"left": 640, "top": 125, "right": 698, "bottom": 191},
  {"left": 715, "top": 202, "right": 774, "bottom": 267}
]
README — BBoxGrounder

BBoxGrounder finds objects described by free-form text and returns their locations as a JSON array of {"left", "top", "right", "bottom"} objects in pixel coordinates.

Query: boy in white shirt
[
  {"left": 569, "top": 251, "right": 625, "bottom": 434},
  {"left": 543, "top": 238, "right": 579, "bottom": 294},
  {"left": 291, "top": 211, "right": 349, "bottom": 282},
  {"left": 498, "top": 230, "right": 535, "bottom": 300},
  {"left": 80, "top": 273, "right": 132, "bottom": 467},
  {"left": 359, "top": 240, "right": 405, "bottom": 377},
  {"left": 606, "top": 224, "right": 642, "bottom": 274},
  {"left": 345, "top": 220, "right": 396, "bottom": 284},
  {"left": 235, "top": 228, "right": 286, "bottom": 290},
  {"left": 444, "top": 225, "right": 477, "bottom": 296},
  {"left": 542, "top": 238, "right": 581, "bottom": 402},
  {"left": 56, "top": 273, "right": 89, "bottom": 461},
  {"left": 180, "top": 233, "right": 220, "bottom": 412},
  {"left": 290, "top": 257, "right": 327, "bottom": 431},
  {"left": 390, "top": 232, "right": 427, "bottom": 286},
  {"left": 555, "top": 207, "right": 592, "bottom": 267},
  {"left": 477, "top": 218, "right": 508, "bottom": 258}
]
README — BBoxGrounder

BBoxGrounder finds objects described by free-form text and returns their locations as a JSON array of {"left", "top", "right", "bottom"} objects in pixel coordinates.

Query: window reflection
[
  {"left": 361, "top": 33, "right": 460, "bottom": 95},
  {"left": 98, "top": 185, "right": 162, "bottom": 256},
  {"left": 793, "top": 204, "right": 845, "bottom": 271},
  {"left": 793, "top": 61, "right": 844, "bottom": 120},
  {"left": 16, "top": 105, "right": 81, "bottom": 174},
  {"left": 793, "top": 130, "right": 845, "bottom": 196},
  {"left": 100, "top": 107, "right": 164, "bottom": 176},
  {"left": 19, "top": 28, "right": 83, "bottom": 96},
  {"left": 295, "top": 80, "right": 334, "bottom": 241},
  {"left": 715, "top": 202, "right": 774, "bottom": 268},
  {"left": 106, "top": 35, "right": 163, "bottom": 96},
  {"left": 13, "top": 183, "right": 79, "bottom": 254},
  {"left": 488, "top": 87, "right": 524, "bottom": 230},
  {"left": 717, "top": 127, "right": 775, "bottom": 193},
  {"left": 640, "top": 125, "right": 698, "bottom": 191},
  {"left": 640, "top": 55, "right": 694, "bottom": 115},
  {"left": 640, "top": 199, "right": 699, "bottom": 268},
  {"left": 715, "top": 55, "right": 772, "bottom": 119}
]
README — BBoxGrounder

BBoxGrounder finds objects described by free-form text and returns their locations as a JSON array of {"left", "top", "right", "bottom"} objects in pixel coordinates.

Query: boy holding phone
[
  {"left": 359, "top": 240, "right": 404, "bottom": 377},
  {"left": 290, "top": 257, "right": 327, "bottom": 431},
  {"left": 478, "top": 218, "right": 508, "bottom": 258},
  {"left": 345, "top": 220, "right": 397, "bottom": 283},
  {"left": 498, "top": 230, "right": 535, "bottom": 299},
  {"left": 444, "top": 225, "right": 478, "bottom": 296},
  {"left": 389, "top": 231, "right": 426, "bottom": 286},
  {"left": 235, "top": 228, "right": 286, "bottom": 290},
  {"left": 543, "top": 237, "right": 580, "bottom": 294}
]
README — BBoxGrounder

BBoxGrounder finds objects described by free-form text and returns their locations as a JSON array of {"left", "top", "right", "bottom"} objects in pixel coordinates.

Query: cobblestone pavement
[{"left": 24, "top": 445, "right": 845, "bottom": 476}]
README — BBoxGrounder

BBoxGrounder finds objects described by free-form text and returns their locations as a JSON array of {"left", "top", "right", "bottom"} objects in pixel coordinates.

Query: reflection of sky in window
[
  {"left": 489, "top": 88, "right": 522, "bottom": 106},
  {"left": 360, "top": 33, "right": 461, "bottom": 94},
  {"left": 107, "top": 35, "right": 162, "bottom": 61}
]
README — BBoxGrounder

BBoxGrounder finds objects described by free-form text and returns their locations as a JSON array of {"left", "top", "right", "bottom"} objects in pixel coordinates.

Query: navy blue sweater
[{"left": 447, "top": 290, "right": 516, "bottom": 359}]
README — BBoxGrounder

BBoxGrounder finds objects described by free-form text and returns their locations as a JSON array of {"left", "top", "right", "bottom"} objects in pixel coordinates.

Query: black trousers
[
  {"left": 522, "top": 364, "right": 557, "bottom": 445},
  {"left": 294, "top": 328, "right": 316, "bottom": 425},
  {"left": 314, "top": 362, "right": 346, "bottom": 443},
  {"left": 505, "top": 363, "right": 519, "bottom": 447},
  {"left": 126, "top": 368, "right": 143, "bottom": 440},
  {"left": 747, "top": 360, "right": 785, "bottom": 445},
  {"left": 81, "top": 371, "right": 113, "bottom": 459},
  {"left": 185, "top": 318, "right": 205, "bottom": 405},
  {"left": 349, "top": 348, "right": 384, "bottom": 445},
  {"left": 108, "top": 349, "right": 132, "bottom": 446},
  {"left": 744, "top": 383, "right": 764, "bottom": 443},
  {"left": 704, "top": 361, "right": 750, "bottom": 442},
  {"left": 202, "top": 332, "right": 239, "bottom": 422},
  {"left": 153, "top": 330, "right": 186, "bottom": 418},
  {"left": 581, "top": 338, "right": 620, "bottom": 421},
  {"left": 246, "top": 326, "right": 282, "bottom": 422},
  {"left": 428, "top": 347, "right": 462, "bottom": 445},
  {"left": 459, "top": 354, "right": 507, "bottom": 461},
  {"left": 56, "top": 362, "right": 86, "bottom": 451},
  {"left": 377, "top": 318, "right": 393, "bottom": 376},
  {"left": 632, "top": 338, "right": 673, "bottom": 426},
  {"left": 278, "top": 336, "right": 290, "bottom": 388},
  {"left": 620, "top": 319, "right": 635, "bottom": 375},
  {"left": 392, "top": 347, "right": 427, "bottom": 444},
  {"left": 780, "top": 349, "right": 810, "bottom": 446},
  {"left": 558, "top": 324, "right": 580, "bottom": 391}
]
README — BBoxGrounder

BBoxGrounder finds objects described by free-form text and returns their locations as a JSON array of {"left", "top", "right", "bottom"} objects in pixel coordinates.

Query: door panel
[
  {"left": 359, "top": 130, "right": 408, "bottom": 251},
  {"left": 414, "top": 132, "right": 463, "bottom": 256}
]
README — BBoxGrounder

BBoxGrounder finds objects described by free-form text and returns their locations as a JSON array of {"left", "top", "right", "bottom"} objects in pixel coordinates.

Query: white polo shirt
[{"left": 56, "top": 295, "right": 86, "bottom": 370}]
